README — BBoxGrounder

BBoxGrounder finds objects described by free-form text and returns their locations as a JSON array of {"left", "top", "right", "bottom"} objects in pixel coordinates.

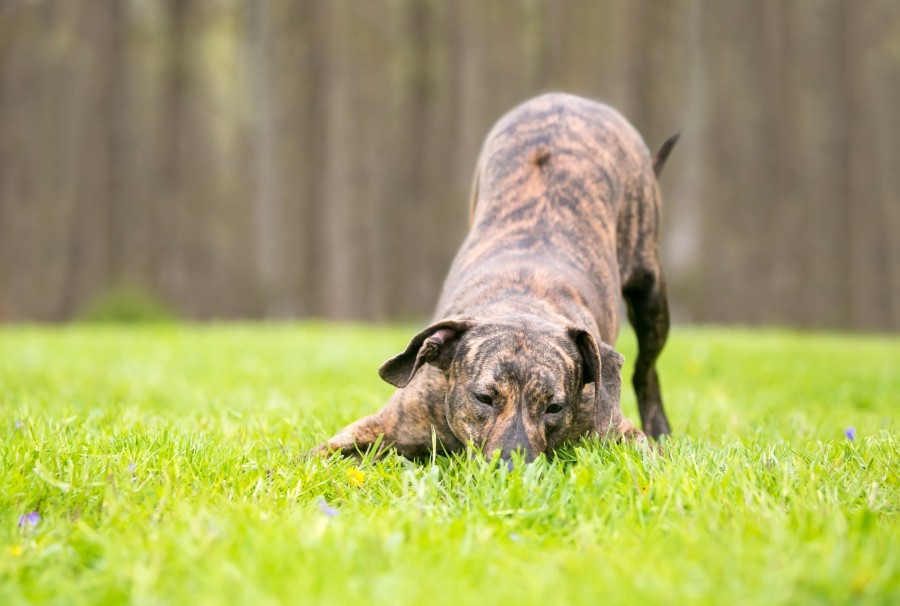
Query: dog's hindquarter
[{"left": 441, "top": 93, "right": 660, "bottom": 340}]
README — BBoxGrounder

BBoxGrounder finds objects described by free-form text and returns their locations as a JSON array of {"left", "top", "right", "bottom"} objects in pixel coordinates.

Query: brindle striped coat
[{"left": 321, "top": 93, "right": 676, "bottom": 462}]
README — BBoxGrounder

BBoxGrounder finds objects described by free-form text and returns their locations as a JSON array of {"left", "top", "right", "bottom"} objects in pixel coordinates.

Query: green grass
[{"left": 1, "top": 324, "right": 899, "bottom": 605}]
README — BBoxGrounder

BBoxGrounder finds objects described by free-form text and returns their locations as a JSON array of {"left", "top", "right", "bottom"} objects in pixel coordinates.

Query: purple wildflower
[
  {"left": 128, "top": 462, "right": 136, "bottom": 473},
  {"left": 14, "top": 421, "right": 22, "bottom": 430},
  {"left": 317, "top": 498, "right": 339, "bottom": 517},
  {"left": 844, "top": 427, "right": 856, "bottom": 441},
  {"left": 18, "top": 511, "right": 40, "bottom": 529}
]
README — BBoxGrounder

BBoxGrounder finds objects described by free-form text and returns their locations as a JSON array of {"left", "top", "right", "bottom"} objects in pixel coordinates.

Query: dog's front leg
[{"left": 318, "top": 366, "right": 463, "bottom": 460}]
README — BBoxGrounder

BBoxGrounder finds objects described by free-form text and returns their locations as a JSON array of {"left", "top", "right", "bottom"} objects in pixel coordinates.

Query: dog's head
[{"left": 379, "top": 317, "right": 623, "bottom": 462}]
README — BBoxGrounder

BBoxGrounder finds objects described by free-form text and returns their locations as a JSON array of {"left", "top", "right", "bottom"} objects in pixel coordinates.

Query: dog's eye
[
  {"left": 545, "top": 403, "right": 564, "bottom": 415},
  {"left": 474, "top": 393, "right": 494, "bottom": 407}
]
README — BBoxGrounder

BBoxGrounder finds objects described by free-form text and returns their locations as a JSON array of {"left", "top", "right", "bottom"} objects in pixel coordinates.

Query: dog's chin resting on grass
[{"left": 319, "top": 93, "right": 678, "bottom": 463}]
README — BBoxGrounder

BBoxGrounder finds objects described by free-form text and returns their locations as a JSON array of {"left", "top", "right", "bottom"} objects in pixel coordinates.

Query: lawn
[{"left": 1, "top": 324, "right": 898, "bottom": 605}]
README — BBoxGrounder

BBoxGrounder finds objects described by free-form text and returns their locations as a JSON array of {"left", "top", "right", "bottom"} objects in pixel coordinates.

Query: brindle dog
[{"left": 320, "top": 93, "right": 678, "bottom": 462}]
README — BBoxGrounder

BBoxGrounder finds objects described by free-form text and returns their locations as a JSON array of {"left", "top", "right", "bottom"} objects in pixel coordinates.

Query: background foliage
[{"left": 1, "top": 1, "right": 898, "bottom": 330}]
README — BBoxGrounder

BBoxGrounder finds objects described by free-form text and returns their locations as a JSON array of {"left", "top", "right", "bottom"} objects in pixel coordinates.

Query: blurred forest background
[{"left": 0, "top": 0, "right": 898, "bottom": 331}]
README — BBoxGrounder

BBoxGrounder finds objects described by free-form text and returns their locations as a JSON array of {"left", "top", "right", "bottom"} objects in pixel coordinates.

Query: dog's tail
[{"left": 652, "top": 132, "right": 680, "bottom": 178}]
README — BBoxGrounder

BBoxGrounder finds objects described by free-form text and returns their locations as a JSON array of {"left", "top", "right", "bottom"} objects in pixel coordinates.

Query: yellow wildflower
[{"left": 347, "top": 468, "right": 365, "bottom": 487}]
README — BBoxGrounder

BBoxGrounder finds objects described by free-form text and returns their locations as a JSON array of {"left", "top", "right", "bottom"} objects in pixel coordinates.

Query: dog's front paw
[
  {"left": 303, "top": 442, "right": 339, "bottom": 461},
  {"left": 616, "top": 418, "right": 668, "bottom": 456},
  {"left": 615, "top": 417, "right": 645, "bottom": 441}
]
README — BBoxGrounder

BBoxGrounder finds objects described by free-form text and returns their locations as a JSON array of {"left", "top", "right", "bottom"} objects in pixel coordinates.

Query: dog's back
[{"left": 438, "top": 93, "right": 663, "bottom": 343}]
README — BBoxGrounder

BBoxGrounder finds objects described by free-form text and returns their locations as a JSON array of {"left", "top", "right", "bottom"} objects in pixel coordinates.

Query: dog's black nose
[{"left": 498, "top": 447, "right": 537, "bottom": 469}]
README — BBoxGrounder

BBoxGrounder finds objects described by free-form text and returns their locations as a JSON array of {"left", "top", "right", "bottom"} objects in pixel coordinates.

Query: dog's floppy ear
[
  {"left": 378, "top": 319, "right": 474, "bottom": 388},
  {"left": 568, "top": 328, "right": 624, "bottom": 434}
]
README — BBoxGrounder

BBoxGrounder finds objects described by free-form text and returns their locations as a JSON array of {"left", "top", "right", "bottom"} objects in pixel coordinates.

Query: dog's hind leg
[
  {"left": 623, "top": 267, "right": 672, "bottom": 440},
  {"left": 618, "top": 137, "right": 678, "bottom": 441}
]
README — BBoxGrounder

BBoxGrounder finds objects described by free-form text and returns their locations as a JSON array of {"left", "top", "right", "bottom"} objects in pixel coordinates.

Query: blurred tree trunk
[
  {"left": 395, "top": 0, "right": 432, "bottom": 317},
  {"left": 843, "top": 1, "right": 900, "bottom": 330},
  {"left": 298, "top": 0, "right": 328, "bottom": 317},
  {"left": 318, "top": 0, "right": 361, "bottom": 319},
  {"left": 160, "top": 0, "right": 191, "bottom": 310},
  {"left": 248, "top": 0, "right": 286, "bottom": 317},
  {"left": 0, "top": 4, "right": 20, "bottom": 320}
]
